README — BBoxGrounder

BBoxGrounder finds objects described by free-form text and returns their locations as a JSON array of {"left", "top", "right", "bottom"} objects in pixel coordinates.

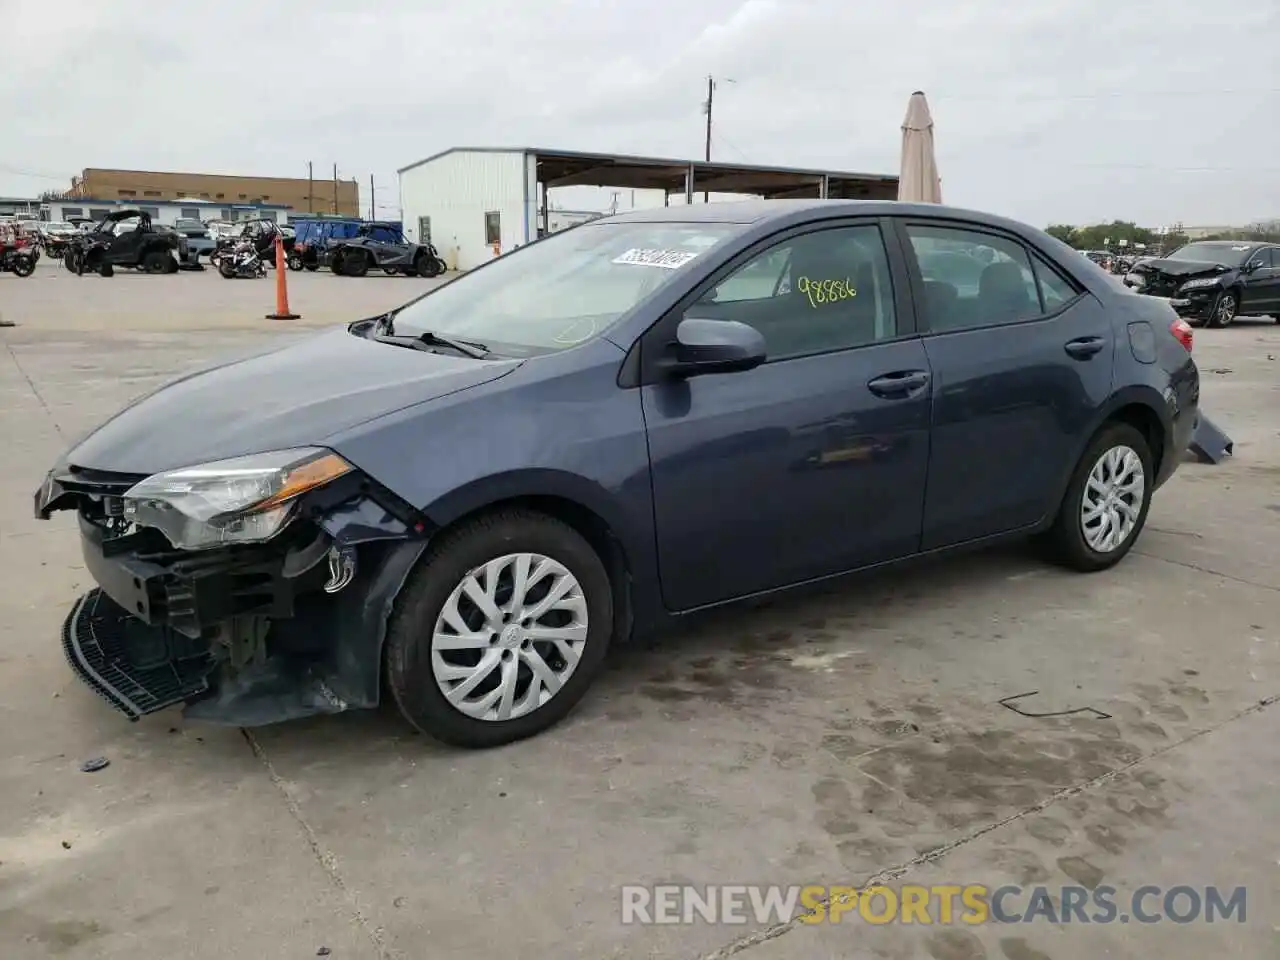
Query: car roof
[{"left": 597, "top": 199, "right": 1045, "bottom": 235}]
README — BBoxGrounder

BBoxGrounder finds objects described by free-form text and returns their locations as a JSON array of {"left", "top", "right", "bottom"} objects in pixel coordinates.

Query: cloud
[{"left": 1, "top": 0, "right": 1276, "bottom": 227}]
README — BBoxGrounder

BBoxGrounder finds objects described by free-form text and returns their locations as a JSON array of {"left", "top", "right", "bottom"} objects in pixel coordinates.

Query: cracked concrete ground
[{"left": 1, "top": 262, "right": 1277, "bottom": 959}]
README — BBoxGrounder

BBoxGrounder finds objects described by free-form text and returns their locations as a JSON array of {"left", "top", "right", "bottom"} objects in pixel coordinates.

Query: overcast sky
[{"left": 2, "top": 0, "right": 1276, "bottom": 228}]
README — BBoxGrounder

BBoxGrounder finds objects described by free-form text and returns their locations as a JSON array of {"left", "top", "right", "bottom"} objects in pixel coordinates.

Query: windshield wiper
[
  {"left": 416, "top": 330, "right": 490, "bottom": 358},
  {"left": 372, "top": 331, "right": 490, "bottom": 359}
]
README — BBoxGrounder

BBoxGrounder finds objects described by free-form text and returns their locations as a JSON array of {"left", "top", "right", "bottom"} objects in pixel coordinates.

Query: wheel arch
[
  {"left": 1045, "top": 387, "right": 1169, "bottom": 527},
  {"left": 417, "top": 470, "right": 640, "bottom": 645}
]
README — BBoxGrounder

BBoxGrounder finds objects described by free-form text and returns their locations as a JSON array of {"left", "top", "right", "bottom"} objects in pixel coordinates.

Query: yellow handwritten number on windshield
[{"left": 796, "top": 277, "right": 856, "bottom": 309}]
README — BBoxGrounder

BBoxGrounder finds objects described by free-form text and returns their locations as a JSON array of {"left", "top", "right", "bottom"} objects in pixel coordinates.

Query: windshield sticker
[
  {"left": 553, "top": 317, "right": 600, "bottom": 345},
  {"left": 796, "top": 276, "right": 857, "bottom": 309},
  {"left": 613, "top": 248, "right": 699, "bottom": 269}
]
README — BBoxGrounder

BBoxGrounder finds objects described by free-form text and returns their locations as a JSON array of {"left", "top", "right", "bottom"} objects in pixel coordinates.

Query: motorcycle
[
  {"left": 218, "top": 239, "right": 267, "bottom": 279},
  {"left": 0, "top": 225, "right": 39, "bottom": 278}
]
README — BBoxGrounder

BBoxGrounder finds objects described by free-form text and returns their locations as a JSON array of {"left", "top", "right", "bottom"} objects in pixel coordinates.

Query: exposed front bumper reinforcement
[{"left": 62, "top": 589, "right": 218, "bottom": 720}]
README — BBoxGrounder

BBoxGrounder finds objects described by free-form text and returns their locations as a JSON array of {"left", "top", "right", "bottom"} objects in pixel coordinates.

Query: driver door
[
  {"left": 639, "top": 219, "right": 932, "bottom": 611},
  {"left": 1241, "top": 247, "right": 1280, "bottom": 314},
  {"left": 107, "top": 220, "right": 145, "bottom": 263}
]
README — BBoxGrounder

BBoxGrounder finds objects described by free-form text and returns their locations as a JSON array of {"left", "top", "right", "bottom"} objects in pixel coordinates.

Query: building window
[
  {"left": 180, "top": 207, "right": 201, "bottom": 219},
  {"left": 62, "top": 207, "right": 83, "bottom": 218},
  {"left": 220, "top": 208, "right": 234, "bottom": 220},
  {"left": 261, "top": 195, "right": 270, "bottom": 201},
  {"left": 418, "top": 216, "right": 432, "bottom": 244},
  {"left": 484, "top": 211, "right": 501, "bottom": 245},
  {"left": 144, "top": 190, "right": 161, "bottom": 197},
  {"left": 260, "top": 210, "right": 277, "bottom": 223},
  {"left": 238, "top": 193, "right": 248, "bottom": 200},
  {"left": 215, "top": 193, "right": 225, "bottom": 199},
  {"left": 199, "top": 193, "right": 211, "bottom": 199},
  {"left": 89, "top": 208, "right": 110, "bottom": 221},
  {"left": 139, "top": 206, "right": 160, "bottom": 218},
  {"left": 118, "top": 189, "right": 136, "bottom": 197}
]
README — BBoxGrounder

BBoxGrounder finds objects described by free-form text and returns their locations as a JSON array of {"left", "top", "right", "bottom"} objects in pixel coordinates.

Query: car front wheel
[
  {"left": 1207, "top": 290, "right": 1237, "bottom": 328},
  {"left": 1045, "top": 422, "right": 1152, "bottom": 572},
  {"left": 385, "top": 510, "right": 613, "bottom": 748}
]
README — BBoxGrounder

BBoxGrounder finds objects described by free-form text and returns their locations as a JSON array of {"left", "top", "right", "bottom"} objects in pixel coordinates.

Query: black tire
[
  {"left": 415, "top": 253, "right": 442, "bottom": 278},
  {"left": 218, "top": 260, "right": 237, "bottom": 279},
  {"left": 141, "top": 250, "right": 168, "bottom": 274},
  {"left": 12, "top": 256, "right": 35, "bottom": 277},
  {"left": 344, "top": 251, "right": 369, "bottom": 278},
  {"left": 287, "top": 254, "right": 303, "bottom": 271},
  {"left": 329, "top": 253, "right": 345, "bottom": 275},
  {"left": 1043, "top": 422, "right": 1153, "bottom": 572},
  {"left": 1207, "top": 289, "right": 1237, "bottom": 328},
  {"left": 385, "top": 509, "right": 614, "bottom": 748},
  {"left": 99, "top": 263, "right": 113, "bottom": 278}
]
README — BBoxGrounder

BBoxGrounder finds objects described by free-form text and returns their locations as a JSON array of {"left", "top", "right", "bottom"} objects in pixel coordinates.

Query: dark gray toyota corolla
[{"left": 35, "top": 200, "right": 1200, "bottom": 748}]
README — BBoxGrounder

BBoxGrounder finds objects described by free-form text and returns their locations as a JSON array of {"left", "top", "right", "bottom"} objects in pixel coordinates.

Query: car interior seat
[{"left": 978, "top": 261, "right": 1036, "bottom": 325}]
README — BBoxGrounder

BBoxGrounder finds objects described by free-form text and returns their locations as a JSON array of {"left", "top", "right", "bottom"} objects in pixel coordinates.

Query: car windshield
[
  {"left": 389, "top": 221, "right": 741, "bottom": 356},
  {"left": 1168, "top": 242, "right": 1251, "bottom": 266},
  {"left": 47, "top": 222, "right": 74, "bottom": 230},
  {"left": 175, "top": 219, "right": 203, "bottom": 230}
]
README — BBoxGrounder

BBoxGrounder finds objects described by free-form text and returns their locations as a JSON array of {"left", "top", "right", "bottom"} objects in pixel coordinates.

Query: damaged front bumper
[{"left": 39, "top": 465, "right": 429, "bottom": 726}]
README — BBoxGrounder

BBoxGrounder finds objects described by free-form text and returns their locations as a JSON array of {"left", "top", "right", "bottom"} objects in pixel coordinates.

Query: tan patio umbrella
[{"left": 898, "top": 91, "right": 942, "bottom": 203}]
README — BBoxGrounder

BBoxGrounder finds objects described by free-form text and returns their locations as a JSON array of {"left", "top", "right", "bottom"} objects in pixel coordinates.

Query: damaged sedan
[
  {"left": 1125, "top": 240, "right": 1280, "bottom": 328},
  {"left": 36, "top": 201, "right": 1199, "bottom": 747}
]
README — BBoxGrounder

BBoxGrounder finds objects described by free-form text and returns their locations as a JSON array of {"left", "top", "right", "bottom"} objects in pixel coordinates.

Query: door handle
[
  {"left": 1064, "top": 336, "right": 1106, "bottom": 360},
  {"left": 867, "top": 370, "right": 930, "bottom": 398}
]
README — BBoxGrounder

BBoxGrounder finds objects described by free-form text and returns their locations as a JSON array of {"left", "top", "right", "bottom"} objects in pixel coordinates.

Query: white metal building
[
  {"left": 41, "top": 196, "right": 296, "bottom": 227},
  {"left": 397, "top": 147, "right": 899, "bottom": 271}
]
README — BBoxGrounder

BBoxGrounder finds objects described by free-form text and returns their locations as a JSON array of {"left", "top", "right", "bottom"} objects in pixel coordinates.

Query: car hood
[
  {"left": 63, "top": 326, "right": 521, "bottom": 475},
  {"left": 1134, "top": 258, "right": 1231, "bottom": 279}
]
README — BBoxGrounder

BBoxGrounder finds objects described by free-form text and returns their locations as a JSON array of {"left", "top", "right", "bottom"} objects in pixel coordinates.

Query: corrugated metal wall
[{"left": 399, "top": 151, "right": 530, "bottom": 271}]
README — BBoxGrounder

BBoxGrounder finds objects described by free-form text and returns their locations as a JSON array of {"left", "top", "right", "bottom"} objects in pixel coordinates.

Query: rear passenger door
[{"left": 893, "top": 220, "right": 1115, "bottom": 549}]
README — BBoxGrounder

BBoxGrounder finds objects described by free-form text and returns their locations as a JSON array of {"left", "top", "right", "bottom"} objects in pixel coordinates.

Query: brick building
[{"left": 66, "top": 168, "right": 360, "bottom": 217}]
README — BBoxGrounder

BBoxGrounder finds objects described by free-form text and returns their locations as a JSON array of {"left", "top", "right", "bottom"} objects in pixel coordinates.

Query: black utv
[
  {"left": 63, "top": 210, "right": 181, "bottom": 277},
  {"left": 327, "top": 222, "right": 446, "bottom": 278}
]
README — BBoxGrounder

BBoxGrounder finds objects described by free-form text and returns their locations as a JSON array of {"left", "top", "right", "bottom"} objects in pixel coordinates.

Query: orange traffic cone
[{"left": 266, "top": 235, "right": 300, "bottom": 320}]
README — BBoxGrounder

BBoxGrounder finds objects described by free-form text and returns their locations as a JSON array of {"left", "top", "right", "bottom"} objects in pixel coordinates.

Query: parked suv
[
  {"left": 288, "top": 218, "right": 363, "bottom": 271},
  {"left": 1125, "top": 240, "right": 1280, "bottom": 327}
]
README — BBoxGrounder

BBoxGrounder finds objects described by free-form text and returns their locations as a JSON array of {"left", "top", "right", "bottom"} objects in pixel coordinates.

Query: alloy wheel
[
  {"left": 430, "top": 552, "right": 588, "bottom": 722},
  {"left": 1214, "top": 292, "right": 1237, "bottom": 327},
  {"left": 1080, "top": 445, "right": 1145, "bottom": 553}
]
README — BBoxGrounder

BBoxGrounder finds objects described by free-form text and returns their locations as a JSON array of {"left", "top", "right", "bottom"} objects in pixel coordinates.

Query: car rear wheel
[
  {"left": 12, "top": 256, "right": 35, "bottom": 277},
  {"left": 1207, "top": 290, "right": 1237, "bottom": 328},
  {"left": 343, "top": 251, "right": 369, "bottom": 277},
  {"left": 287, "top": 254, "right": 303, "bottom": 271},
  {"left": 142, "top": 251, "right": 169, "bottom": 274},
  {"left": 384, "top": 510, "right": 613, "bottom": 748},
  {"left": 1044, "top": 422, "right": 1152, "bottom": 572}
]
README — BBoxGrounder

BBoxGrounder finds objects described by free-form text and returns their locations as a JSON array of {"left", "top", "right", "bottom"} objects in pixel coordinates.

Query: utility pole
[
  {"left": 307, "top": 161, "right": 313, "bottom": 213},
  {"left": 370, "top": 175, "right": 375, "bottom": 220},
  {"left": 332, "top": 163, "right": 338, "bottom": 215},
  {"left": 702, "top": 75, "right": 713, "bottom": 203}
]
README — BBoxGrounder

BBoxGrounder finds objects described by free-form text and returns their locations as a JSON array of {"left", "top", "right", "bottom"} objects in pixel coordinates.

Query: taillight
[{"left": 1171, "top": 318, "right": 1193, "bottom": 352}]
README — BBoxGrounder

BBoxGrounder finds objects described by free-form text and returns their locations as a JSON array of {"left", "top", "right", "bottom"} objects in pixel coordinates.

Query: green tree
[{"left": 1045, "top": 224, "right": 1079, "bottom": 247}]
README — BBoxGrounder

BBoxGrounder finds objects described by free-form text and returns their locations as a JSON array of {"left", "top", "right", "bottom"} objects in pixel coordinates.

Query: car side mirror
[
  {"left": 1242, "top": 260, "right": 1260, "bottom": 274},
  {"left": 659, "top": 317, "right": 766, "bottom": 377}
]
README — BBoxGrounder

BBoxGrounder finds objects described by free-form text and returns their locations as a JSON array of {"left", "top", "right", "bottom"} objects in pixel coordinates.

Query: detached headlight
[
  {"left": 122, "top": 447, "right": 353, "bottom": 551},
  {"left": 1179, "top": 276, "right": 1221, "bottom": 292}
]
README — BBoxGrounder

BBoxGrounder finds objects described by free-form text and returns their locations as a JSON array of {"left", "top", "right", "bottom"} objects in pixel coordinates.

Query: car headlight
[
  {"left": 122, "top": 447, "right": 353, "bottom": 551},
  {"left": 1178, "top": 276, "right": 1221, "bottom": 292}
]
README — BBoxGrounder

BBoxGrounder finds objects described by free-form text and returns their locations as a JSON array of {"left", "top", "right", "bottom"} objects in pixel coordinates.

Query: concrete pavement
[{"left": 0, "top": 262, "right": 1277, "bottom": 958}]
